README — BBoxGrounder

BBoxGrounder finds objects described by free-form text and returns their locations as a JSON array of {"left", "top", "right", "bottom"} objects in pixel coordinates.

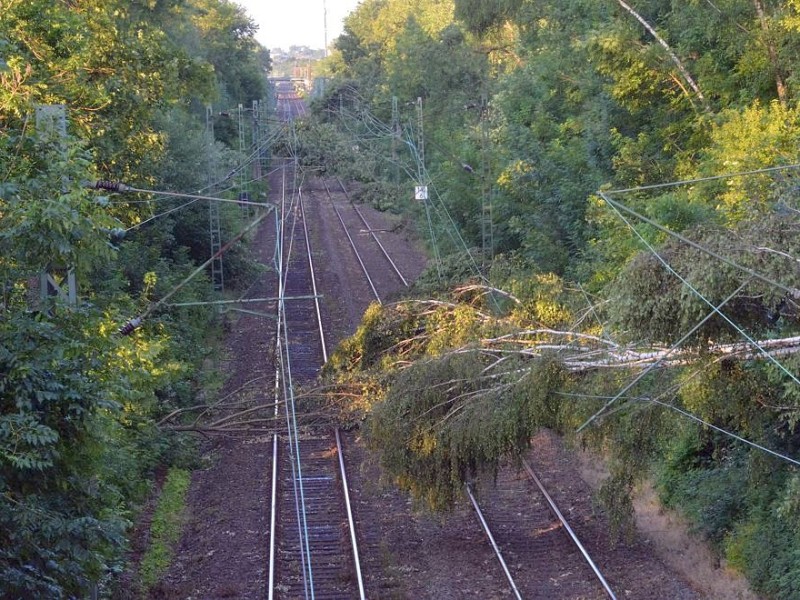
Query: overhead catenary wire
[
  {"left": 331, "top": 96, "right": 506, "bottom": 308},
  {"left": 330, "top": 83, "right": 800, "bottom": 451},
  {"left": 602, "top": 163, "right": 800, "bottom": 196},
  {"left": 100, "top": 119, "right": 285, "bottom": 207},
  {"left": 117, "top": 210, "right": 270, "bottom": 334},
  {"left": 273, "top": 161, "right": 314, "bottom": 598},
  {"left": 572, "top": 181, "right": 800, "bottom": 472},
  {"left": 281, "top": 184, "right": 316, "bottom": 600},
  {"left": 125, "top": 198, "right": 198, "bottom": 231},
  {"left": 273, "top": 89, "right": 318, "bottom": 597},
  {"left": 598, "top": 191, "right": 800, "bottom": 299},
  {"left": 201, "top": 114, "right": 288, "bottom": 185},
  {"left": 124, "top": 186, "right": 272, "bottom": 208},
  {"left": 273, "top": 90, "right": 368, "bottom": 598}
]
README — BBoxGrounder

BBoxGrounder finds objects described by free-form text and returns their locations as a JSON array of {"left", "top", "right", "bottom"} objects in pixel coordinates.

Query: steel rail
[
  {"left": 298, "top": 131, "right": 366, "bottom": 597},
  {"left": 279, "top": 309, "right": 314, "bottom": 600},
  {"left": 267, "top": 391, "right": 279, "bottom": 599},
  {"left": 270, "top": 92, "right": 317, "bottom": 600},
  {"left": 305, "top": 165, "right": 366, "bottom": 598},
  {"left": 335, "top": 429, "right": 367, "bottom": 600},
  {"left": 298, "top": 187, "right": 328, "bottom": 363},
  {"left": 282, "top": 161, "right": 316, "bottom": 600},
  {"left": 335, "top": 177, "right": 409, "bottom": 287},
  {"left": 167, "top": 295, "right": 320, "bottom": 307},
  {"left": 276, "top": 155, "right": 315, "bottom": 600},
  {"left": 269, "top": 158, "right": 289, "bottom": 600},
  {"left": 268, "top": 208, "right": 282, "bottom": 600},
  {"left": 293, "top": 179, "right": 365, "bottom": 598},
  {"left": 466, "top": 484, "right": 523, "bottom": 600},
  {"left": 321, "top": 179, "right": 383, "bottom": 304},
  {"left": 269, "top": 93, "right": 366, "bottom": 600},
  {"left": 521, "top": 458, "right": 617, "bottom": 599}
]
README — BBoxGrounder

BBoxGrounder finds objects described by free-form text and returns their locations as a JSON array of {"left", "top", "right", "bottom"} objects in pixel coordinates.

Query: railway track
[
  {"left": 269, "top": 86, "right": 617, "bottom": 599},
  {"left": 316, "top": 171, "right": 618, "bottom": 598},
  {"left": 468, "top": 457, "right": 617, "bottom": 599},
  {"left": 275, "top": 83, "right": 307, "bottom": 121},
  {"left": 317, "top": 173, "right": 619, "bottom": 598}
]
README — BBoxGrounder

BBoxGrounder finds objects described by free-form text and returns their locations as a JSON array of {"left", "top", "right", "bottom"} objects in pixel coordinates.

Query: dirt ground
[
  {"left": 577, "top": 452, "right": 760, "bottom": 600},
  {"left": 140, "top": 176, "right": 761, "bottom": 599}
]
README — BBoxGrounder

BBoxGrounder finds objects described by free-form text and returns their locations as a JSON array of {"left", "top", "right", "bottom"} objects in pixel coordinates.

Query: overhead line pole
[
  {"left": 206, "top": 105, "right": 224, "bottom": 293},
  {"left": 480, "top": 91, "right": 493, "bottom": 265},
  {"left": 323, "top": 0, "right": 329, "bottom": 57}
]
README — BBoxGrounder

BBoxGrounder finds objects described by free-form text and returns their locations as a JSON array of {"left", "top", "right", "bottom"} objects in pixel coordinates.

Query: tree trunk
[
  {"left": 615, "top": 0, "right": 707, "bottom": 108},
  {"left": 753, "top": 0, "right": 788, "bottom": 106}
]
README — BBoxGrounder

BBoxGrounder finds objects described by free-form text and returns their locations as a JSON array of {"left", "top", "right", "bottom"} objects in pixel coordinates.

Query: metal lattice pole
[
  {"left": 416, "top": 97, "right": 425, "bottom": 184},
  {"left": 391, "top": 96, "right": 400, "bottom": 186},
  {"left": 480, "top": 92, "right": 494, "bottom": 264},
  {"left": 252, "top": 100, "right": 261, "bottom": 181},
  {"left": 207, "top": 105, "right": 224, "bottom": 293},
  {"left": 238, "top": 103, "right": 250, "bottom": 218}
]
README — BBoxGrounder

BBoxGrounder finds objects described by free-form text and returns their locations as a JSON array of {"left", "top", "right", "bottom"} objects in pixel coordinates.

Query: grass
[{"left": 138, "top": 467, "right": 191, "bottom": 592}]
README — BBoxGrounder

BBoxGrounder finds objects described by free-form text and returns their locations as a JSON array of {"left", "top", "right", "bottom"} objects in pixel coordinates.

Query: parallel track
[
  {"left": 314, "top": 128, "right": 616, "bottom": 599},
  {"left": 320, "top": 178, "right": 409, "bottom": 305},
  {"left": 467, "top": 457, "right": 617, "bottom": 599}
]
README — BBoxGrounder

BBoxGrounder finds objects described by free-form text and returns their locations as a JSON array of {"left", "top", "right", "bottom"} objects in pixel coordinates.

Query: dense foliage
[
  {"left": 1, "top": 0, "right": 271, "bottom": 596},
  {"left": 310, "top": 0, "right": 800, "bottom": 596}
]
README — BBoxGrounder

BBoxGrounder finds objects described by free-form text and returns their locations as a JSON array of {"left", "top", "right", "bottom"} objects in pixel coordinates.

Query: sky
[{"left": 233, "top": 0, "right": 362, "bottom": 51}]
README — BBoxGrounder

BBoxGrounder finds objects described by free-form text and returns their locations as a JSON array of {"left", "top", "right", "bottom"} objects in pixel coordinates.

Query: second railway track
[
  {"left": 320, "top": 178, "right": 410, "bottom": 306},
  {"left": 468, "top": 456, "right": 617, "bottom": 599}
]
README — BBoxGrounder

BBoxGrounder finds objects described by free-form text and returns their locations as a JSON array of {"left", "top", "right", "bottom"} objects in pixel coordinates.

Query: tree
[{"left": 0, "top": 0, "right": 273, "bottom": 593}]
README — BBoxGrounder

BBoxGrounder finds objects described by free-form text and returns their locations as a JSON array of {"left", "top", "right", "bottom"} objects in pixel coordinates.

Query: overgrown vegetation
[
  {"left": 138, "top": 468, "right": 191, "bottom": 591},
  {"left": 1, "top": 0, "right": 272, "bottom": 596},
  {"left": 307, "top": 0, "right": 800, "bottom": 596}
]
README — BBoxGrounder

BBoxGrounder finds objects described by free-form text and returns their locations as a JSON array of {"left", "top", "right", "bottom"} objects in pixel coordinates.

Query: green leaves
[
  {"left": 0, "top": 414, "right": 59, "bottom": 470},
  {"left": 454, "top": 0, "right": 521, "bottom": 35},
  {"left": 0, "top": 0, "right": 272, "bottom": 595},
  {"left": 0, "top": 140, "right": 119, "bottom": 280}
]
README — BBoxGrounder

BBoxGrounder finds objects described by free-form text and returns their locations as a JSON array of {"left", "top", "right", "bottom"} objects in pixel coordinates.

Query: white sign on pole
[{"left": 415, "top": 185, "right": 428, "bottom": 201}]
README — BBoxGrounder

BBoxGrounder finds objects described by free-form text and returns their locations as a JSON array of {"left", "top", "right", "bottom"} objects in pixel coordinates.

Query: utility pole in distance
[
  {"left": 206, "top": 105, "right": 224, "bottom": 293},
  {"left": 323, "top": 0, "right": 329, "bottom": 57}
]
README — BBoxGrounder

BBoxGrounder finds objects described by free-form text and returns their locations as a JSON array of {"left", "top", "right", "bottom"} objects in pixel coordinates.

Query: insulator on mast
[
  {"left": 87, "top": 180, "right": 131, "bottom": 193},
  {"left": 118, "top": 316, "right": 142, "bottom": 336}
]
